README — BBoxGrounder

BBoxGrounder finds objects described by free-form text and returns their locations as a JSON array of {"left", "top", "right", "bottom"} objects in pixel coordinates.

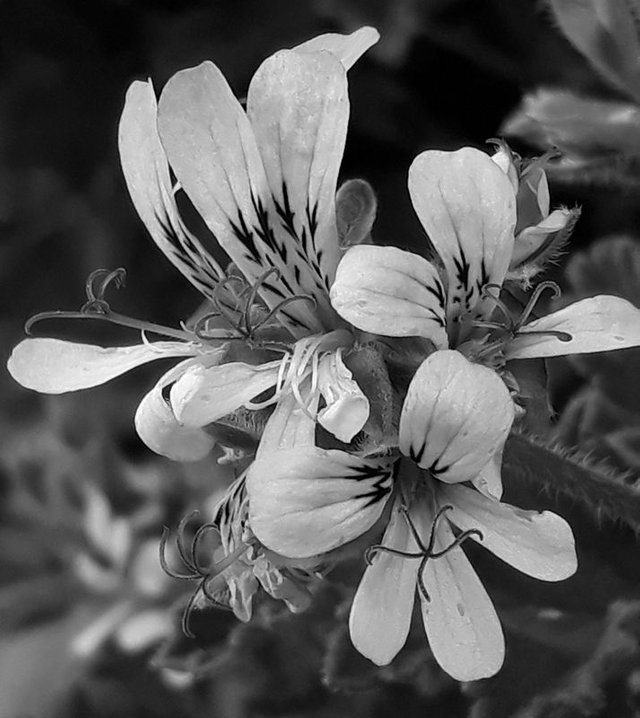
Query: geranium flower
[
  {"left": 244, "top": 349, "right": 577, "bottom": 680},
  {"left": 329, "top": 146, "right": 640, "bottom": 371},
  {"left": 7, "top": 27, "right": 381, "bottom": 458}
]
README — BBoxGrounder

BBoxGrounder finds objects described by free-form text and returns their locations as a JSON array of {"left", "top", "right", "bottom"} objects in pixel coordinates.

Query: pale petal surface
[
  {"left": 134, "top": 360, "right": 215, "bottom": 461},
  {"left": 506, "top": 295, "right": 640, "bottom": 359},
  {"left": 330, "top": 245, "right": 448, "bottom": 346},
  {"left": 316, "top": 350, "right": 369, "bottom": 442},
  {"left": 118, "top": 80, "right": 224, "bottom": 298},
  {"left": 7, "top": 338, "right": 199, "bottom": 393},
  {"left": 170, "top": 360, "right": 281, "bottom": 427},
  {"left": 417, "top": 506, "right": 505, "bottom": 681},
  {"left": 247, "top": 49, "right": 348, "bottom": 302},
  {"left": 441, "top": 483, "right": 577, "bottom": 581},
  {"left": 158, "top": 61, "right": 322, "bottom": 335},
  {"left": 294, "top": 26, "right": 379, "bottom": 69},
  {"left": 399, "top": 350, "right": 514, "bottom": 482},
  {"left": 246, "top": 447, "right": 394, "bottom": 558},
  {"left": 408, "top": 148, "right": 516, "bottom": 326},
  {"left": 350, "top": 501, "right": 419, "bottom": 665}
]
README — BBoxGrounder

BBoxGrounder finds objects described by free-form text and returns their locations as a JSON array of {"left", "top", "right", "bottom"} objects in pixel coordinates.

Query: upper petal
[
  {"left": 246, "top": 447, "right": 394, "bottom": 558},
  {"left": 416, "top": 504, "right": 505, "bottom": 681},
  {"left": 170, "top": 360, "right": 281, "bottom": 427},
  {"left": 293, "top": 26, "right": 379, "bottom": 70},
  {"left": 7, "top": 338, "right": 198, "bottom": 393},
  {"left": 408, "top": 148, "right": 516, "bottom": 327},
  {"left": 441, "top": 483, "right": 577, "bottom": 581},
  {"left": 506, "top": 295, "right": 640, "bottom": 359},
  {"left": 399, "top": 350, "right": 514, "bottom": 483},
  {"left": 330, "top": 245, "right": 448, "bottom": 347},
  {"left": 157, "top": 62, "right": 322, "bottom": 336},
  {"left": 349, "top": 500, "right": 418, "bottom": 665},
  {"left": 118, "top": 80, "right": 224, "bottom": 299},
  {"left": 247, "top": 49, "right": 349, "bottom": 308}
]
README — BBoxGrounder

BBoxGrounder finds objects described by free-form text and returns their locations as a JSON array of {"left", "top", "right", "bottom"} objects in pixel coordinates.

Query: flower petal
[
  {"left": 330, "top": 245, "right": 448, "bottom": 346},
  {"left": 506, "top": 295, "right": 640, "bottom": 359},
  {"left": 399, "top": 350, "right": 514, "bottom": 482},
  {"left": 157, "top": 62, "right": 322, "bottom": 336},
  {"left": 134, "top": 359, "right": 216, "bottom": 461},
  {"left": 316, "top": 350, "right": 370, "bottom": 442},
  {"left": 470, "top": 449, "right": 503, "bottom": 500},
  {"left": 441, "top": 483, "right": 577, "bottom": 581},
  {"left": 7, "top": 338, "right": 198, "bottom": 393},
  {"left": 247, "top": 49, "right": 348, "bottom": 308},
  {"left": 408, "top": 148, "right": 516, "bottom": 326},
  {"left": 170, "top": 360, "right": 281, "bottom": 427},
  {"left": 349, "top": 500, "right": 419, "bottom": 665},
  {"left": 246, "top": 447, "right": 394, "bottom": 558},
  {"left": 118, "top": 80, "right": 224, "bottom": 299},
  {"left": 511, "top": 208, "right": 573, "bottom": 267},
  {"left": 293, "top": 26, "right": 379, "bottom": 70},
  {"left": 416, "top": 505, "right": 504, "bottom": 681}
]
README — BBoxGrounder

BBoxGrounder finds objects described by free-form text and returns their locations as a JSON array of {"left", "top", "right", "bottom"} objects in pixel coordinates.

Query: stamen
[
  {"left": 514, "top": 280, "right": 561, "bottom": 329},
  {"left": 480, "top": 284, "right": 515, "bottom": 330},
  {"left": 24, "top": 267, "right": 194, "bottom": 342},
  {"left": 364, "top": 503, "right": 482, "bottom": 604},
  {"left": 160, "top": 511, "right": 250, "bottom": 639}
]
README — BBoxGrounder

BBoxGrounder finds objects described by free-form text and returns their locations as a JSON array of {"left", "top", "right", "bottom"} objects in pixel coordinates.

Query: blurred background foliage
[{"left": 2, "top": 0, "right": 640, "bottom": 716}]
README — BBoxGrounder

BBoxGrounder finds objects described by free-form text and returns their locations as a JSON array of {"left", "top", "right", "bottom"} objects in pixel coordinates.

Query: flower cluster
[{"left": 8, "top": 26, "right": 640, "bottom": 681}]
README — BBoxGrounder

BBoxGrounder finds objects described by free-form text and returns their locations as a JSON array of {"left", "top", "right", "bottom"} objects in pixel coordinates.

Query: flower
[
  {"left": 490, "top": 140, "right": 580, "bottom": 284},
  {"left": 244, "top": 349, "right": 577, "bottom": 680},
  {"left": 7, "top": 27, "right": 381, "bottom": 459},
  {"left": 329, "top": 146, "right": 640, "bottom": 369}
]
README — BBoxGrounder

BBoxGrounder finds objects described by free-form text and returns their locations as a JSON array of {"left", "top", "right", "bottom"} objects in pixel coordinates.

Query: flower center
[{"left": 364, "top": 503, "right": 483, "bottom": 602}]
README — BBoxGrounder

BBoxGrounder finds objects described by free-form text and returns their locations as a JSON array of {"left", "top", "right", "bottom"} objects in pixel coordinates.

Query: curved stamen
[
  {"left": 514, "top": 328, "right": 572, "bottom": 342},
  {"left": 250, "top": 294, "right": 317, "bottom": 334},
  {"left": 364, "top": 503, "right": 483, "bottom": 604},
  {"left": 480, "top": 284, "right": 515, "bottom": 330},
  {"left": 160, "top": 511, "right": 250, "bottom": 638},
  {"left": 514, "top": 280, "right": 561, "bottom": 330},
  {"left": 242, "top": 267, "right": 280, "bottom": 336}
]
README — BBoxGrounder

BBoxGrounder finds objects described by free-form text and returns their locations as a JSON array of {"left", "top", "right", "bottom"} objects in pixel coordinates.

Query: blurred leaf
[
  {"left": 0, "top": 605, "right": 102, "bottom": 718},
  {"left": 547, "top": 0, "right": 640, "bottom": 101},
  {"left": 502, "top": 88, "right": 640, "bottom": 157}
]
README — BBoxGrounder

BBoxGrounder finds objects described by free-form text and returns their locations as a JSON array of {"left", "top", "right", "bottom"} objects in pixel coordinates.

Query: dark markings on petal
[
  {"left": 351, "top": 463, "right": 394, "bottom": 508},
  {"left": 305, "top": 200, "right": 319, "bottom": 244},
  {"left": 229, "top": 208, "right": 261, "bottom": 262},
  {"left": 273, "top": 181, "right": 298, "bottom": 241},
  {"left": 426, "top": 278, "right": 446, "bottom": 310},
  {"left": 429, "top": 460, "right": 450, "bottom": 477},
  {"left": 153, "top": 208, "right": 219, "bottom": 295},
  {"left": 409, "top": 443, "right": 426, "bottom": 465}
]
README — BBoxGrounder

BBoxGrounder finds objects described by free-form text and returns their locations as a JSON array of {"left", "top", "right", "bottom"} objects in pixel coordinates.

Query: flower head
[{"left": 7, "top": 27, "right": 381, "bottom": 459}]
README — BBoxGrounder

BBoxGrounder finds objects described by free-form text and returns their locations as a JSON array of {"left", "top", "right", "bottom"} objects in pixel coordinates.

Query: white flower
[
  {"left": 243, "top": 350, "right": 577, "bottom": 680},
  {"left": 7, "top": 27, "right": 381, "bottom": 460},
  {"left": 329, "top": 146, "right": 640, "bottom": 363}
]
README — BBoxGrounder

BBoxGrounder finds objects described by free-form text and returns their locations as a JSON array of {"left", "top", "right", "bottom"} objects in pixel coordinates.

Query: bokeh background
[{"left": 2, "top": 1, "right": 640, "bottom": 716}]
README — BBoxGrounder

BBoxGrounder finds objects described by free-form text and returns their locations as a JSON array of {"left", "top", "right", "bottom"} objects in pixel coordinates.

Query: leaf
[
  {"left": 503, "top": 430, "right": 640, "bottom": 532},
  {"left": 502, "top": 89, "right": 640, "bottom": 158},
  {"left": 547, "top": 0, "right": 640, "bottom": 101}
]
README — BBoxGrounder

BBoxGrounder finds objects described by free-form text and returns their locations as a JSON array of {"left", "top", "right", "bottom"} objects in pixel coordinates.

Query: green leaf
[
  {"left": 547, "top": 0, "right": 640, "bottom": 100},
  {"left": 503, "top": 430, "right": 640, "bottom": 531}
]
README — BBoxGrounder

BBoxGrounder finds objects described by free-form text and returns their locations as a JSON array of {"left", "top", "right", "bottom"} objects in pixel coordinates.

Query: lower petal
[
  {"left": 7, "top": 338, "right": 199, "bottom": 393},
  {"left": 506, "top": 295, "right": 640, "bottom": 359},
  {"left": 349, "top": 500, "right": 419, "bottom": 665},
  {"left": 417, "top": 507, "right": 504, "bottom": 681},
  {"left": 441, "top": 483, "right": 577, "bottom": 581}
]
